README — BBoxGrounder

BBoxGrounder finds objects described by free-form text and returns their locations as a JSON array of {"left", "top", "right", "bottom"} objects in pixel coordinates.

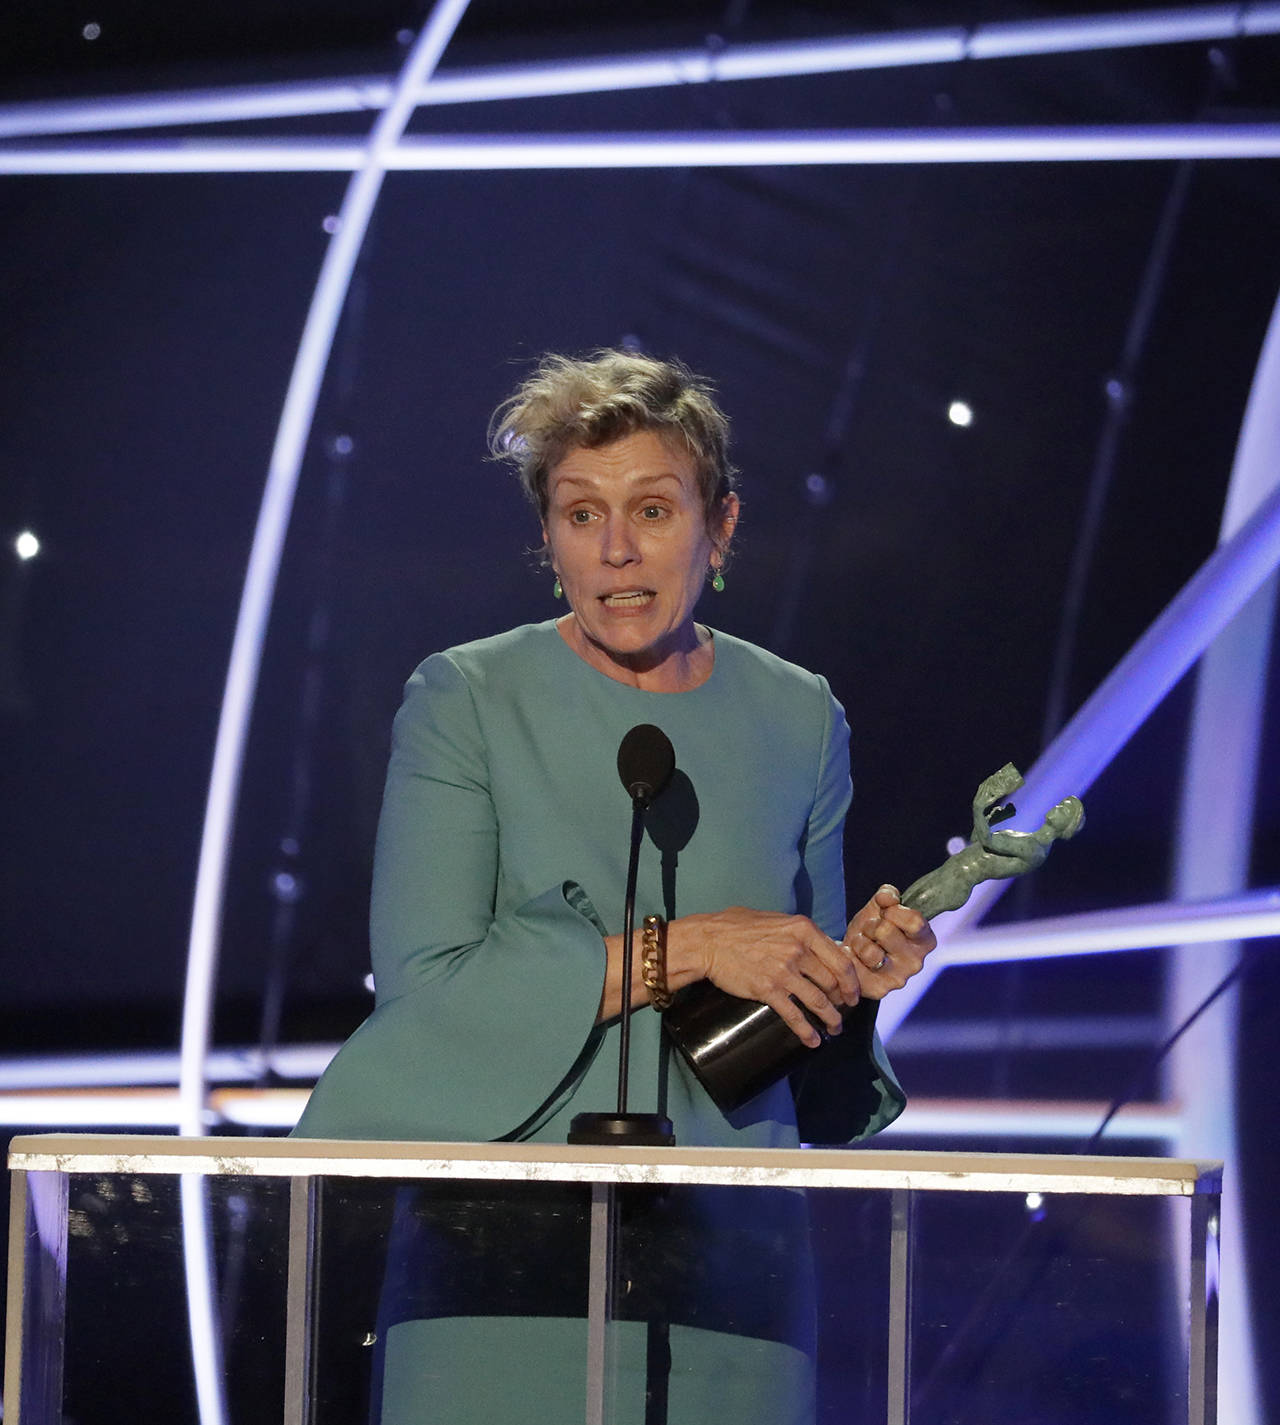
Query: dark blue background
[{"left": 1, "top": 4, "right": 1277, "bottom": 1421}]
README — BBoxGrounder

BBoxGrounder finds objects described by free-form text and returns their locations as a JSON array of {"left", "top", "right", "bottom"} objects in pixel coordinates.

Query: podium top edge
[{"left": 6, "top": 1134, "right": 1223, "bottom": 1195}]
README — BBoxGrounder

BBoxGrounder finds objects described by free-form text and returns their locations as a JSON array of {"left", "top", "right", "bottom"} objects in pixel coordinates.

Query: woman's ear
[{"left": 713, "top": 492, "right": 741, "bottom": 560}]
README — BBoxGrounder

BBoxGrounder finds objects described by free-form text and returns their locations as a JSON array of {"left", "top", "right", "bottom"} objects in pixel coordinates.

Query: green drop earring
[
  {"left": 711, "top": 565, "right": 725, "bottom": 593},
  {"left": 553, "top": 575, "right": 563, "bottom": 600}
]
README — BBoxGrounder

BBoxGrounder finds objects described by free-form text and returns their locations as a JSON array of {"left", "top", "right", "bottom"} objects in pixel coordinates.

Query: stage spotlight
[
  {"left": 15, "top": 529, "right": 40, "bottom": 560},
  {"left": 947, "top": 400, "right": 973, "bottom": 427}
]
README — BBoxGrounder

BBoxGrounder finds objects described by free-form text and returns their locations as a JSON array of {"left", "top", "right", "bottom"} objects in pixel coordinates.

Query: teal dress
[{"left": 295, "top": 620, "right": 905, "bottom": 1422}]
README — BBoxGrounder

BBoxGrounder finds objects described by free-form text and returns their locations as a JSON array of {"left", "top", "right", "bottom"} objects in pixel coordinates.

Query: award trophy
[{"left": 662, "top": 763, "right": 1084, "bottom": 1114}]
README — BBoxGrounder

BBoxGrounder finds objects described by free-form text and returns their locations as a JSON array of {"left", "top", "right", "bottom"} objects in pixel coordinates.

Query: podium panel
[{"left": 5, "top": 1137, "right": 1220, "bottom": 1425}]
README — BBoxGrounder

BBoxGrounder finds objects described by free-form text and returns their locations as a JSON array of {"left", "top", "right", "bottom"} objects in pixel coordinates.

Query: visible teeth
[{"left": 604, "top": 592, "right": 651, "bottom": 606}]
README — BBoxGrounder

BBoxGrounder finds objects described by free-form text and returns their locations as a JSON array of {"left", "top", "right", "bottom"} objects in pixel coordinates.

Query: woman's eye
[
  {"left": 569, "top": 509, "right": 594, "bottom": 524},
  {"left": 640, "top": 505, "right": 667, "bottom": 520}
]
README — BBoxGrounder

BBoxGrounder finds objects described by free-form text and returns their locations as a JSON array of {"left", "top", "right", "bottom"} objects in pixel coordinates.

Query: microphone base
[{"left": 566, "top": 1112, "right": 675, "bottom": 1147}]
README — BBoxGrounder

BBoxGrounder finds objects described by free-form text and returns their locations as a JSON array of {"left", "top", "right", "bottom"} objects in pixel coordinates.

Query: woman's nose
[{"left": 602, "top": 516, "right": 639, "bottom": 565}]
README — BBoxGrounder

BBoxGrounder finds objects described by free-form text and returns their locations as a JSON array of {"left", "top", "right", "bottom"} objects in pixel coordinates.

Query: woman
[{"left": 295, "top": 350, "right": 936, "bottom": 1422}]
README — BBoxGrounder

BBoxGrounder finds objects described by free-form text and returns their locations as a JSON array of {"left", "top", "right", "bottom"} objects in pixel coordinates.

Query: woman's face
[{"left": 542, "top": 429, "right": 736, "bottom": 675}]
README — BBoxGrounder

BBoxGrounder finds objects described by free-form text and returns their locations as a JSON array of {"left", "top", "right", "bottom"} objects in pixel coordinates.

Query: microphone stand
[
  {"left": 615, "top": 799, "right": 643, "bottom": 1117},
  {"left": 568, "top": 784, "right": 675, "bottom": 1147},
  {"left": 568, "top": 727, "right": 676, "bottom": 1425}
]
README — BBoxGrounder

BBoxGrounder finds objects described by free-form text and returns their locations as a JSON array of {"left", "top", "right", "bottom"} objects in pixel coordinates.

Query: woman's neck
[{"left": 555, "top": 614, "right": 715, "bottom": 692}]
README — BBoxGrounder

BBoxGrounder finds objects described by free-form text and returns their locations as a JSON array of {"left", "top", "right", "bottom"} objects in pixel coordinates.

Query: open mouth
[{"left": 601, "top": 590, "right": 655, "bottom": 608}]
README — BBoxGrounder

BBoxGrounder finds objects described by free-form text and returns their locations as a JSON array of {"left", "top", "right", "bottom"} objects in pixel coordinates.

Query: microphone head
[{"left": 617, "top": 724, "right": 675, "bottom": 808}]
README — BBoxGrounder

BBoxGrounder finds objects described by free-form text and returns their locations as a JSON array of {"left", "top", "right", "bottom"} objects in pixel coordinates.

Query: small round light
[
  {"left": 947, "top": 400, "right": 973, "bottom": 428},
  {"left": 322, "top": 214, "right": 341, "bottom": 234},
  {"left": 82, "top": 21, "right": 102, "bottom": 40},
  {"left": 804, "top": 472, "right": 834, "bottom": 508},
  {"left": 945, "top": 835, "right": 966, "bottom": 856},
  {"left": 1025, "top": 1192, "right": 1044, "bottom": 1211},
  {"left": 15, "top": 530, "right": 40, "bottom": 561},
  {"left": 271, "top": 870, "right": 302, "bottom": 904}
]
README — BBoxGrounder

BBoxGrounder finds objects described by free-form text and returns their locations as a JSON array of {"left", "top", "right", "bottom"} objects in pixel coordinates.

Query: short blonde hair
[{"left": 488, "top": 349, "right": 737, "bottom": 528}]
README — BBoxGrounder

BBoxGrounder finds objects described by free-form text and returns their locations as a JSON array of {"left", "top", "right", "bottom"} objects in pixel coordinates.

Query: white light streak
[
  {"left": 2, "top": 5, "right": 1279, "bottom": 138},
  {"left": 0, "top": 1090, "right": 190, "bottom": 1128},
  {"left": 940, "top": 889, "right": 1280, "bottom": 965},
  {"left": 0, "top": 1043, "right": 338, "bottom": 1090},
  {"left": 3, "top": 125, "right": 1280, "bottom": 174},
  {"left": 877, "top": 1098, "right": 1181, "bottom": 1140},
  {"left": 0, "top": 1088, "right": 312, "bottom": 1128}
]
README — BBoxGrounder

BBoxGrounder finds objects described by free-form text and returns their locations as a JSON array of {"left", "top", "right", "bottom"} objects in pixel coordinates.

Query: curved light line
[
  {"left": 178, "top": 0, "right": 472, "bottom": 1137},
  {"left": 178, "top": 1173, "right": 225, "bottom": 1424},
  {"left": 3, "top": 124, "right": 1280, "bottom": 173},
  {"left": 1167, "top": 285, "right": 1280, "bottom": 1425},
  {"left": 176, "top": 7, "right": 472, "bottom": 1425},
  {"left": 2, "top": 4, "right": 1279, "bottom": 138}
]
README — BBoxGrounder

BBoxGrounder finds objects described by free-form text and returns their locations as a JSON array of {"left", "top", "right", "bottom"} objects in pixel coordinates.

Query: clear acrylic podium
[{"left": 5, "top": 1135, "right": 1220, "bottom": 1424}]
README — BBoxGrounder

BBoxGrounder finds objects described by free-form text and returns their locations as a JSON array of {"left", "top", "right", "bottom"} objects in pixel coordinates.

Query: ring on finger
[{"left": 872, "top": 950, "right": 888, "bottom": 972}]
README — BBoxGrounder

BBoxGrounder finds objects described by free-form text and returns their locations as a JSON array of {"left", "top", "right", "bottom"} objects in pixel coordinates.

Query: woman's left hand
[{"left": 842, "top": 885, "right": 936, "bottom": 999}]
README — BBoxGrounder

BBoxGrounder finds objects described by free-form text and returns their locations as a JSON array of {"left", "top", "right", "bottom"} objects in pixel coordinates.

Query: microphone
[
  {"left": 567, "top": 725, "right": 676, "bottom": 1147},
  {"left": 617, "top": 723, "right": 675, "bottom": 808}
]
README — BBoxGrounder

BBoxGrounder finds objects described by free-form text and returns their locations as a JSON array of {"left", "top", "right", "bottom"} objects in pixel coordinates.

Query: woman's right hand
[{"left": 666, "top": 908, "right": 861, "bottom": 1048}]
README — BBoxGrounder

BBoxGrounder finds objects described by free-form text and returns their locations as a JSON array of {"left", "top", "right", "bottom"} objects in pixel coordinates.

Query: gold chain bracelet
[{"left": 641, "top": 914, "right": 672, "bottom": 1010}]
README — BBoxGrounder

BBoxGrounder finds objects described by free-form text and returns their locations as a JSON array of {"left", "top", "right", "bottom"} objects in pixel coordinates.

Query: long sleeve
[
  {"left": 791, "top": 674, "right": 852, "bottom": 943},
  {"left": 295, "top": 653, "right": 610, "bottom": 1142}
]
